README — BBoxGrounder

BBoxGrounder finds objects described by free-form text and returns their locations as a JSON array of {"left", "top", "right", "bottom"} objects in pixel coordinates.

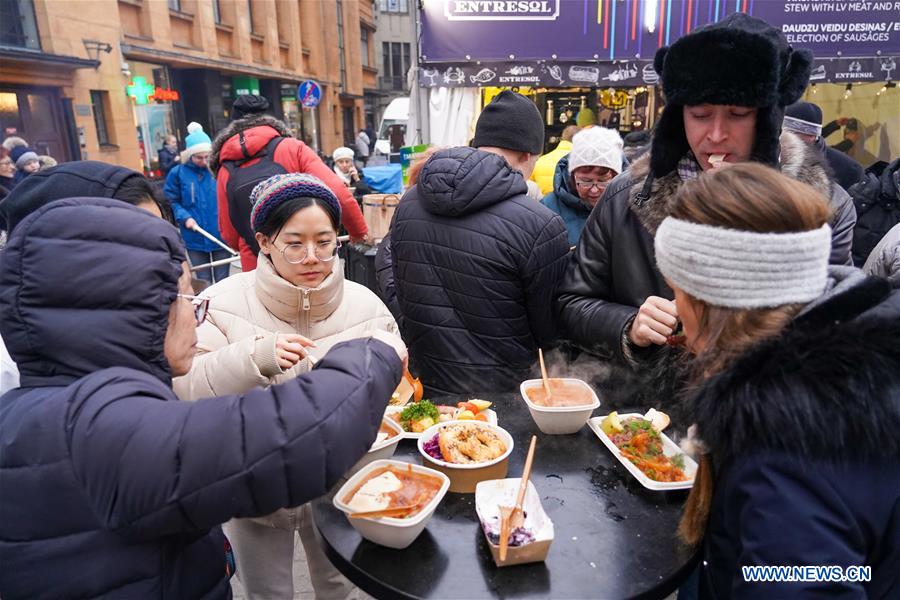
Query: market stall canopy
[{"left": 419, "top": 0, "right": 900, "bottom": 87}]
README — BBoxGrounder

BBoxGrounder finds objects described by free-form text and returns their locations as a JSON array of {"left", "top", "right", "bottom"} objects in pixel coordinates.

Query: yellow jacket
[{"left": 531, "top": 140, "right": 572, "bottom": 195}]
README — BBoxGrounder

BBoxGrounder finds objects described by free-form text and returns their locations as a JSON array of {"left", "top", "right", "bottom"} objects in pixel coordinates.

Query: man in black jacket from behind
[{"left": 385, "top": 91, "right": 570, "bottom": 395}]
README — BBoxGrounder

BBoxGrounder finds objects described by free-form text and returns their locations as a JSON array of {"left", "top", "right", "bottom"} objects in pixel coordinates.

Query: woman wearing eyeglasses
[
  {"left": 0, "top": 147, "right": 16, "bottom": 199},
  {"left": 540, "top": 126, "right": 623, "bottom": 246},
  {"left": 174, "top": 172, "right": 397, "bottom": 599}
]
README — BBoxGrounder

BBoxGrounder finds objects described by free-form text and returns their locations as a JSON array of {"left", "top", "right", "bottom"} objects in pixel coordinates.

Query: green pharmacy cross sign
[{"left": 127, "top": 76, "right": 156, "bottom": 105}]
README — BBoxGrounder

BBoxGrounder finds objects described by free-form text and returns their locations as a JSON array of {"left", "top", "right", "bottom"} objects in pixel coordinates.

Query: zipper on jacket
[{"left": 300, "top": 290, "right": 312, "bottom": 369}]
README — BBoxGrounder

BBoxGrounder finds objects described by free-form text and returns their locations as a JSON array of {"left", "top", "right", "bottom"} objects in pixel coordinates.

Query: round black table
[{"left": 313, "top": 393, "right": 698, "bottom": 599}]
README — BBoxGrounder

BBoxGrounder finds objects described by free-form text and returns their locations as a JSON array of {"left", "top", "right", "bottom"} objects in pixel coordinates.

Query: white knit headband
[{"left": 654, "top": 217, "right": 832, "bottom": 309}]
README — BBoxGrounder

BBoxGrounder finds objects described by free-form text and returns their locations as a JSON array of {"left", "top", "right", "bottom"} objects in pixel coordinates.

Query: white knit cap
[
  {"left": 568, "top": 127, "right": 623, "bottom": 174},
  {"left": 332, "top": 146, "right": 354, "bottom": 161},
  {"left": 654, "top": 217, "right": 832, "bottom": 309}
]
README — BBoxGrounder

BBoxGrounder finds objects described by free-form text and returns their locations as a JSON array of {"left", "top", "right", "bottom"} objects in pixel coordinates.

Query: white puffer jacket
[{"left": 174, "top": 255, "right": 397, "bottom": 400}]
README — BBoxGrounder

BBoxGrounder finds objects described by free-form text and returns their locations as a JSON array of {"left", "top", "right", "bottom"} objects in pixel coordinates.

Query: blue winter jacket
[
  {"left": 0, "top": 197, "right": 402, "bottom": 599},
  {"left": 540, "top": 156, "right": 592, "bottom": 246},
  {"left": 164, "top": 161, "right": 223, "bottom": 252}
]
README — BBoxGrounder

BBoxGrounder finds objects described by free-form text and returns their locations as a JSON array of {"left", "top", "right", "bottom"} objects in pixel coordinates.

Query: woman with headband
[{"left": 654, "top": 164, "right": 899, "bottom": 598}]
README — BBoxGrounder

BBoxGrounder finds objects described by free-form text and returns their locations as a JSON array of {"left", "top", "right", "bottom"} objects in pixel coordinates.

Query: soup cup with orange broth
[{"left": 519, "top": 378, "right": 600, "bottom": 434}]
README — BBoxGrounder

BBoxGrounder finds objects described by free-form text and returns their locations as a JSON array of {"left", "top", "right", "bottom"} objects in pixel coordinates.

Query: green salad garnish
[{"left": 399, "top": 400, "right": 439, "bottom": 425}]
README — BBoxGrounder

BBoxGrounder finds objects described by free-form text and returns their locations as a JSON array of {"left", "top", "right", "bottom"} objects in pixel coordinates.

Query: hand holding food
[
  {"left": 665, "top": 321, "right": 686, "bottom": 347},
  {"left": 275, "top": 333, "right": 315, "bottom": 370},
  {"left": 629, "top": 296, "right": 678, "bottom": 347}
]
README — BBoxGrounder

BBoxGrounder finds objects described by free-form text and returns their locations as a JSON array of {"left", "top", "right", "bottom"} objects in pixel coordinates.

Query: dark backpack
[{"left": 221, "top": 134, "right": 287, "bottom": 255}]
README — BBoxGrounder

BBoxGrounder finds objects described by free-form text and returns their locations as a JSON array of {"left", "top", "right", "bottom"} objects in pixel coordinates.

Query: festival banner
[{"left": 421, "top": 1, "right": 900, "bottom": 64}]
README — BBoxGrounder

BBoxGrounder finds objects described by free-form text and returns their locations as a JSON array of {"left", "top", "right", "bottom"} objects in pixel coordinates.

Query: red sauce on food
[
  {"left": 343, "top": 465, "right": 443, "bottom": 517},
  {"left": 379, "top": 420, "right": 399, "bottom": 439}
]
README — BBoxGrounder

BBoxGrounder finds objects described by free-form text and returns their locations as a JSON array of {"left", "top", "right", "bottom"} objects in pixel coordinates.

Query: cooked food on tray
[
  {"left": 422, "top": 423, "right": 507, "bottom": 464},
  {"left": 525, "top": 379, "right": 595, "bottom": 408},
  {"left": 372, "top": 419, "right": 400, "bottom": 447},
  {"left": 601, "top": 411, "right": 688, "bottom": 482},
  {"left": 388, "top": 399, "right": 494, "bottom": 433},
  {"left": 389, "top": 400, "right": 440, "bottom": 433},
  {"left": 342, "top": 464, "right": 443, "bottom": 518}
]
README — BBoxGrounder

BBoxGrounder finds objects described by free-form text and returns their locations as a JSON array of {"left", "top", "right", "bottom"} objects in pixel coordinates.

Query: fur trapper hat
[{"left": 650, "top": 13, "right": 813, "bottom": 177}]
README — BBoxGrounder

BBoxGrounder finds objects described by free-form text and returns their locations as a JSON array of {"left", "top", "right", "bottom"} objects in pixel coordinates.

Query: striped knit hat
[{"left": 250, "top": 173, "right": 342, "bottom": 233}]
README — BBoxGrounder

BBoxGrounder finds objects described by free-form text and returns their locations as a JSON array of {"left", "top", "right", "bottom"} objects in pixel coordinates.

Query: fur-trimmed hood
[
  {"left": 210, "top": 114, "right": 292, "bottom": 174},
  {"left": 625, "top": 131, "right": 835, "bottom": 236},
  {"left": 689, "top": 267, "right": 900, "bottom": 467}
]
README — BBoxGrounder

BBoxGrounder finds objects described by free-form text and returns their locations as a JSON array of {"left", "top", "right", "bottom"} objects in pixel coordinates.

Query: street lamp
[{"left": 82, "top": 39, "right": 113, "bottom": 68}]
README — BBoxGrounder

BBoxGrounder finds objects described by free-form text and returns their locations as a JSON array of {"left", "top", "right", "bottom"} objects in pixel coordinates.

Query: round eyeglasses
[{"left": 272, "top": 240, "right": 341, "bottom": 264}]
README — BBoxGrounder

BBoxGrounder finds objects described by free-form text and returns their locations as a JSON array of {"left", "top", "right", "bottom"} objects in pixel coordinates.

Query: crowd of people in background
[
  {"left": 0, "top": 11, "right": 898, "bottom": 600},
  {"left": 0, "top": 136, "right": 59, "bottom": 202}
]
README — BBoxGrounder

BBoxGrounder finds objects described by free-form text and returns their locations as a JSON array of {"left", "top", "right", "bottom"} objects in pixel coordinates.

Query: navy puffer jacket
[
  {"left": 688, "top": 269, "right": 900, "bottom": 598},
  {"left": 387, "top": 147, "right": 569, "bottom": 395},
  {"left": 0, "top": 198, "right": 401, "bottom": 599}
]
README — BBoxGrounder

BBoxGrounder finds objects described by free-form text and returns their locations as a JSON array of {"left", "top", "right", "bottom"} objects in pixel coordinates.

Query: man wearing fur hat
[
  {"left": 556, "top": 14, "right": 856, "bottom": 370},
  {"left": 541, "top": 126, "right": 623, "bottom": 245},
  {"left": 211, "top": 95, "right": 369, "bottom": 271}
]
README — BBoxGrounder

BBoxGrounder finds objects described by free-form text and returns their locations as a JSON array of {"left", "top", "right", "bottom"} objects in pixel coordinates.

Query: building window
[
  {"left": 90, "top": 90, "right": 113, "bottom": 146},
  {"left": 360, "top": 27, "right": 369, "bottom": 68},
  {"left": 167, "top": 0, "right": 180, "bottom": 11},
  {"left": 379, "top": 0, "right": 408, "bottom": 13},
  {"left": 247, "top": 0, "right": 255, "bottom": 33},
  {"left": 0, "top": 0, "right": 41, "bottom": 49},
  {"left": 212, "top": 0, "right": 221, "bottom": 23},
  {"left": 336, "top": 0, "right": 346, "bottom": 90},
  {"left": 381, "top": 41, "right": 410, "bottom": 91}
]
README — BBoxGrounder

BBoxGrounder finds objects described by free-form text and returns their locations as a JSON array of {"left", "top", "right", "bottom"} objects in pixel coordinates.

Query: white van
[{"left": 374, "top": 97, "right": 409, "bottom": 157}]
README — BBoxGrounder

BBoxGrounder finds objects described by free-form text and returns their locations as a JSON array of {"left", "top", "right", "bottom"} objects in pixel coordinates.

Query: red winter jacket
[{"left": 211, "top": 115, "right": 368, "bottom": 270}]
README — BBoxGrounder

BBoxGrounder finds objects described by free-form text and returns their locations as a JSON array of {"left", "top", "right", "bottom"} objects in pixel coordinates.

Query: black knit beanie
[
  {"left": 472, "top": 91, "right": 544, "bottom": 155},
  {"left": 785, "top": 101, "right": 823, "bottom": 126},
  {"left": 232, "top": 94, "right": 271, "bottom": 121},
  {"left": 650, "top": 13, "right": 813, "bottom": 177}
]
